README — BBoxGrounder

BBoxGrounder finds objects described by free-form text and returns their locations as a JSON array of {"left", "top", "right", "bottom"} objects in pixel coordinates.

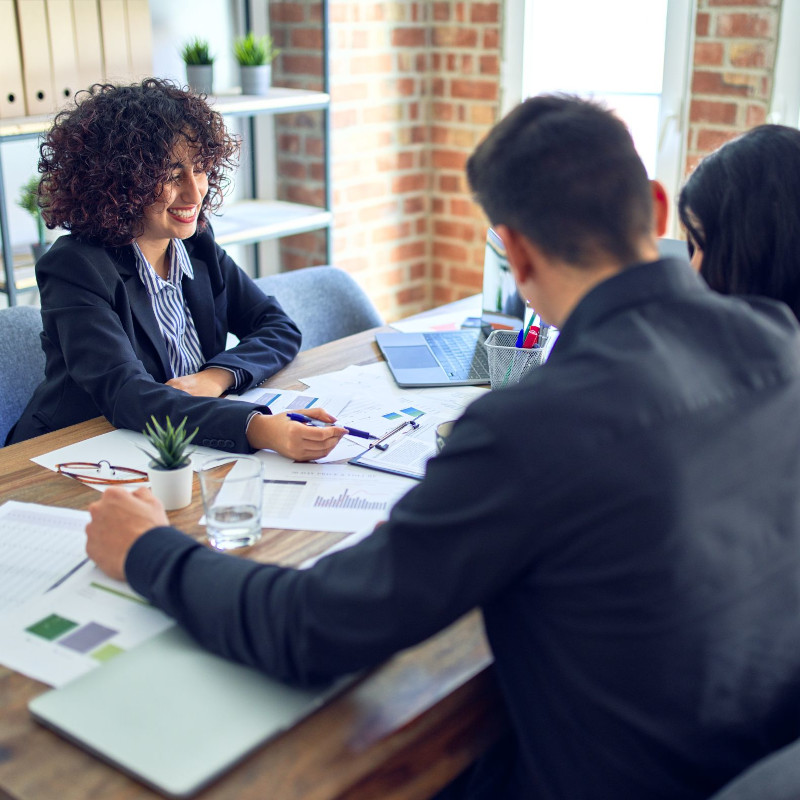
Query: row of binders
[{"left": 0, "top": 0, "right": 153, "bottom": 120}]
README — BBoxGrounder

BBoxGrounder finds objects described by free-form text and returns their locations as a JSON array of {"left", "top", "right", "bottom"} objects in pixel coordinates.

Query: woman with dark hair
[
  {"left": 8, "top": 78, "right": 344, "bottom": 459},
  {"left": 678, "top": 124, "right": 800, "bottom": 322}
]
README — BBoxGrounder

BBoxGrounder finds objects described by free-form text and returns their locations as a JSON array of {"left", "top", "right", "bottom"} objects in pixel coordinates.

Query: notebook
[
  {"left": 376, "top": 228, "right": 527, "bottom": 388},
  {"left": 29, "top": 627, "right": 354, "bottom": 798}
]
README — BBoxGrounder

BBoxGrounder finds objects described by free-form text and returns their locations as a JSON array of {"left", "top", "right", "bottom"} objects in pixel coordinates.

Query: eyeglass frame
[{"left": 56, "top": 460, "right": 149, "bottom": 486}]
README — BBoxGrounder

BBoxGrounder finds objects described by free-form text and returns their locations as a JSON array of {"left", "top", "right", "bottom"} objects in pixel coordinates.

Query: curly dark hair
[{"left": 38, "top": 78, "right": 240, "bottom": 246}]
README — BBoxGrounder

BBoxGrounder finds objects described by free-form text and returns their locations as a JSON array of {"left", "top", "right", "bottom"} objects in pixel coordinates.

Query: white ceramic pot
[
  {"left": 240, "top": 64, "right": 271, "bottom": 95},
  {"left": 186, "top": 64, "right": 214, "bottom": 95},
  {"left": 147, "top": 461, "right": 194, "bottom": 511}
]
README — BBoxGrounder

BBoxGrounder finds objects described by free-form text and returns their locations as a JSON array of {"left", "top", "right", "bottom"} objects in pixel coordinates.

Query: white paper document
[
  {"left": 254, "top": 452, "right": 416, "bottom": 533},
  {"left": 0, "top": 560, "right": 174, "bottom": 687},
  {"left": 0, "top": 501, "right": 89, "bottom": 616},
  {"left": 31, "top": 429, "right": 231, "bottom": 493}
]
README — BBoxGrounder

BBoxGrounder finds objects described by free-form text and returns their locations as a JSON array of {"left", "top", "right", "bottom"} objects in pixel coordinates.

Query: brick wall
[
  {"left": 686, "top": 0, "right": 782, "bottom": 172},
  {"left": 269, "top": 0, "right": 501, "bottom": 321},
  {"left": 271, "top": 0, "right": 785, "bottom": 320}
]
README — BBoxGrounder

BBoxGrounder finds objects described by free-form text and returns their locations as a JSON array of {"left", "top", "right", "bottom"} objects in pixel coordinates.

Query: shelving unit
[{"left": 0, "top": 85, "right": 332, "bottom": 305}]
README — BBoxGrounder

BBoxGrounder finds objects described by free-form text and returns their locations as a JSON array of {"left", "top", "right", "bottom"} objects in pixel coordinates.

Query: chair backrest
[
  {"left": 708, "top": 738, "right": 800, "bottom": 800},
  {"left": 0, "top": 305, "right": 45, "bottom": 445},
  {"left": 254, "top": 266, "right": 384, "bottom": 351},
  {"left": 658, "top": 237, "right": 690, "bottom": 264}
]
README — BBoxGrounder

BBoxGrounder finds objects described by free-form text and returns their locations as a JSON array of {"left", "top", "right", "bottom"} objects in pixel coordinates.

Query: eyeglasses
[{"left": 56, "top": 460, "right": 149, "bottom": 486}]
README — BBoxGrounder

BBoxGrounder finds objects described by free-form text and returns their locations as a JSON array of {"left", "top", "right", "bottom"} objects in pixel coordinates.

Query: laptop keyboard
[{"left": 423, "top": 331, "right": 489, "bottom": 381}]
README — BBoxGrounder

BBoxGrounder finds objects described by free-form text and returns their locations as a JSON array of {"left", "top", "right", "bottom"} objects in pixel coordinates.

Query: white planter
[
  {"left": 240, "top": 64, "right": 271, "bottom": 95},
  {"left": 186, "top": 64, "right": 214, "bottom": 95},
  {"left": 147, "top": 461, "right": 193, "bottom": 511}
]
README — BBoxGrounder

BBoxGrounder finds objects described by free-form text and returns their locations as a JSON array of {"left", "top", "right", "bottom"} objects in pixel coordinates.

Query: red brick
[
  {"left": 270, "top": 2, "right": 306, "bottom": 23},
  {"left": 691, "top": 70, "right": 758, "bottom": 97},
  {"left": 396, "top": 285, "right": 427, "bottom": 305},
  {"left": 434, "top": 220, "right": 478, "bottom": 241},
  {"left": 745, "top": 103, "right": 768, "bottom": 126},
  {"left": 707, "top": 0, "right": 778, "bottom": 6},
  {"left": 433, "top": 27, "right": 479, "bottom": 48},
  {"left": 449, "top": 266, "right": 484, "bottom": 290},
  {"left": 479, "top": 54, "right": 500, "bottom": 75},
  {"left": 715, "top": 12, "right": 773, "bottom": 38},
  {"left": 391, "top": 28, "right": 426, "bottom": 47},
  {"left": 403, "top": 196, "right": 426, "bottom": 215},
  {"left": 471, "top": 3, "right": 499, "bottom": 23},
  {"left": 451, "top": 79, "right": 498, "bottom": 101},
  {"left": 432, "top": 149, "right": 467, "bottom": 170},
  {"left": 392, "top": 173, "right": 428, "bottom": 193},
  {"left": 689, "top": 99, "right": 738, "bottom": 125},
  {"left": 483, "top": 28, "right": 499, "bottom": 49},
  {"left": 281, "top": 54, "right": 323, "bottom": 77},
  {"left": 432, "top": 2, "right": 450, "bottom": 21},
  {"left": 433, "top": 241, "right": 469, "bottom": 261},
  {"left": 696, "top": 12, "right": 710, "bottom": 36},
  {"left": 290, "top": 28, "right": 323, "bottom": 49},
  {"left": 693, "top": 41, "right": 724, "bottom": 66},
  {"left": 373, "top": 222, "right": 412, "bottom": 244},
  {"left": 696, "top": 128, "right": 738, "bottom": 152},
  {"left": 729, "top": 42, "right": 769, "bottom": 68}
]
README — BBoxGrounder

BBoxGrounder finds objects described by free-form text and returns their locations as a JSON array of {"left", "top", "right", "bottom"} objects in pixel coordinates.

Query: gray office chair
[
  {"left": 708, "top": 738, "right": 800, "bottom": 800},
  {"left": 254, "top": 265, "right": 384, "bottom": 351},
  {"left": 0, "top": 305, "right": 45, "bottom": 445},
  {"left": 658, "top": 237, "right": 690, "bottom": 264}
]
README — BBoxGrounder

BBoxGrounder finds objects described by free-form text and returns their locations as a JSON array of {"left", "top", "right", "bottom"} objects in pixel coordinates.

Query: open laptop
[
  {"left": 29, "top": 627, "right": 354, "bottom": 798},
  {"left": 376, "top": 228, "right": 527, "bottom": 387}
]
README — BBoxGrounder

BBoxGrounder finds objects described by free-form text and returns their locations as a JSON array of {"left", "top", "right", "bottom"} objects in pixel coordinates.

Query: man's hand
[
  {"left": 86, "top": 488, "right": 169, "bottom": 581},
  {"left": 166, "top": 367, "right": 234, "bottom": 397},
  {"left": 247, "top": 407, "right": 346, "bottom": 461}
]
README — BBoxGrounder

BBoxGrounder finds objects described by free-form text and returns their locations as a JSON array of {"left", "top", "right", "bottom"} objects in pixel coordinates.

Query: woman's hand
[
  {"left": 247, "top": 407, "right": 346, "bottom": 461},
  {"left": 167, "top": 367, "right": 234, "bottom": 397}
]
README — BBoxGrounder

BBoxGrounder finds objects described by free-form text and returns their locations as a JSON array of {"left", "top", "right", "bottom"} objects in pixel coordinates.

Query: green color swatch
[{"left": 26, "top": 614, "right": 78, "bottom": 641}]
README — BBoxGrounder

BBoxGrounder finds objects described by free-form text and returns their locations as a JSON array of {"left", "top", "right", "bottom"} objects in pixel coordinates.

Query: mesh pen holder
[{"left": 483, "top": 329, "right": 547, "bottom": 390}]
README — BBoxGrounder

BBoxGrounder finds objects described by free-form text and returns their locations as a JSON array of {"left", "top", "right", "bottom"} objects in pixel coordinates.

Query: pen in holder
[{"left": 483, "top": 329, "right": 548, "bottom": 389}]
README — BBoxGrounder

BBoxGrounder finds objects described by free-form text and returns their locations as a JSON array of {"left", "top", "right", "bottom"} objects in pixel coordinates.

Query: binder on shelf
[
  {"left": 71, "top": 0, "right": 104, "bottom": 90},
  {"left": 98, "top": 0, "right": 130, "bottom": 81},
  {"left": 45, "top": 0, "right": 81, "bottom": 109},
  {"left": 0, "top": 0, "right": 26, "bottom": 118},
  {"left": 125, "top": 0, "right": 152, "bottom": 79},
  {"left": 15, "top": 0, "right": 57, "bottom": 115}
]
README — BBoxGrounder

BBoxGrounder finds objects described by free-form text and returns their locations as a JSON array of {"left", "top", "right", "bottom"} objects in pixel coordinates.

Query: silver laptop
[
  {"left": 29, "top": 627, "right": 354, "bottom": 798},
  {"left": 376, "top": 229, "right": 527, "bottom": 388}
]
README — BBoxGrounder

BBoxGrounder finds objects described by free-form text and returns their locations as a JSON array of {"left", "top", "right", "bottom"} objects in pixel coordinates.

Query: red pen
[{"left": 523, "top": 326, "right": 540, "bottom": 348}]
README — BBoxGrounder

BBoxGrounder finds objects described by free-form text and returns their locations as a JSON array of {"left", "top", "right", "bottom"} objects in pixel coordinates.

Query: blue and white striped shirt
[{"left": 132, "top": 239, "right": 205, "bottom": 379}]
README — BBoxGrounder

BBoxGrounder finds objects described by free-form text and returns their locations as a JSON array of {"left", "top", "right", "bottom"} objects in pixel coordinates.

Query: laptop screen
[{"left": 480, "top": 228, "right": 527, "bottom": 330}]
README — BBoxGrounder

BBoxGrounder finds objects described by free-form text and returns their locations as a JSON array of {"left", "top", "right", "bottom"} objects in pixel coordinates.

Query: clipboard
[{"left": 348, "top": 418, "right": 435, "bottom": 481}]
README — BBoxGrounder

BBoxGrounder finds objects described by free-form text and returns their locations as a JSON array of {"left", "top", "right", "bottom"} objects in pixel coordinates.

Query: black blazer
[{"left": 9, "top": 229, "right": 301, "bottom": 452}]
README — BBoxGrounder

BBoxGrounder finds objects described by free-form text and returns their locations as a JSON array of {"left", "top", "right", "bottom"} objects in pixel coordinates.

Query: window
[{"left": 502, "top": 0, "right": 695, "bottom": 234}]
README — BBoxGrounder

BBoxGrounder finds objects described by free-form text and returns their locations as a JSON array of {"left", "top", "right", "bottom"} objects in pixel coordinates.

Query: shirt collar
[
  {"left": 553, "top": 258, "right": 708, "bottom": 353},
  {"left": 132, "top": 240, "right": 194, "bottom": 294}
]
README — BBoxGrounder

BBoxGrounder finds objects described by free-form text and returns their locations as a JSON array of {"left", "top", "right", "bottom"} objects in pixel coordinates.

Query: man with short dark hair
[{"left": 87, "top": 95, "right": 800, "bottom": 798}]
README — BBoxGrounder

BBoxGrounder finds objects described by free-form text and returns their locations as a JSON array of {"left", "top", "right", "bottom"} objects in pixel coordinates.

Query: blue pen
[{"left": 286, "top": 412, "right": 378, "bottom": 440}]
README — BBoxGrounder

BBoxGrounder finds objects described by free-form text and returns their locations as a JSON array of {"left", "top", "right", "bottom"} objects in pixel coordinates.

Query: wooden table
[{"left": 0, "top": 327, "right": 509, "bottom": 800}]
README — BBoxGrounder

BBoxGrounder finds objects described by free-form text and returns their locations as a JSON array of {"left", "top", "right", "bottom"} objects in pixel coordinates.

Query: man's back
[{"left": 471, "top": 258, "right": 800, "bottom": 798}]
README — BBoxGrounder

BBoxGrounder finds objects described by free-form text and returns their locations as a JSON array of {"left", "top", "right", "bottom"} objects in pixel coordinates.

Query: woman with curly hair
[
  {"left": 678, "top": 124, "right": 800, "bottom": 322},
  {"left": 8, "top": 78, "right": 344, "bottom": 460}
]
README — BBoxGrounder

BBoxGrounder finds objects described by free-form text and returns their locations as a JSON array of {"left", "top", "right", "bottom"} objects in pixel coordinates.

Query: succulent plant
[{"left": 141, "top": 415, "right": 198, "bottom": 470}]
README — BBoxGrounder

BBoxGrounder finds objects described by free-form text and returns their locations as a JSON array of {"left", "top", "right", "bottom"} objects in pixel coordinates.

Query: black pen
[{"left": 286, "top": 412, "right": 378, "bottom": 440}]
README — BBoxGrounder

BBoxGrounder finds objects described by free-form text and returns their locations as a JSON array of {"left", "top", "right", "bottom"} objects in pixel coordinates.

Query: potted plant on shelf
[
  {"left": 17, "top": 176, "right": 49, "bottom": 263},
  {"left": 141, "top": 415, "right": 198, "bottom": 511},
  {"left": 233, "top": 32, "right": 280, "bottom": 95},
  {"left": 181, "top": 37, "right": 215, "bottom": 95}
]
